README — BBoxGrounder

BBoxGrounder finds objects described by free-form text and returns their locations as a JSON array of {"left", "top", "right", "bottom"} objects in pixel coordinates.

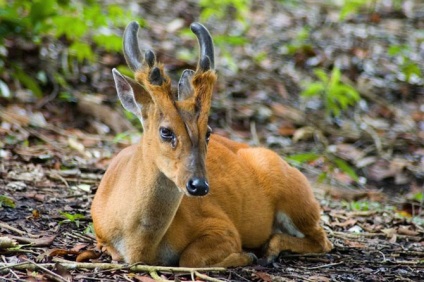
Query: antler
[
  {"left": 123, "top": 22, "right": 163, "bottom": 85},
  {"left": 178, "top": 23, "right": 215, "bottom": 100},
  {"left": 190, "top": 22, "right": 215, "bottom": 72}
]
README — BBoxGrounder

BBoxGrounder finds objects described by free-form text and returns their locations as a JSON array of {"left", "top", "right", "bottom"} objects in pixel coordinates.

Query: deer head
[{"left": 112, "top": 22, "right": 216, "bottom": 196}]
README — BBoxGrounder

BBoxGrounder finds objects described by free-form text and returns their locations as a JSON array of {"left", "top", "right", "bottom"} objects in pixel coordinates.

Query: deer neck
[{"left": 131, "top": 141, "right": 184, "bottom": 256}]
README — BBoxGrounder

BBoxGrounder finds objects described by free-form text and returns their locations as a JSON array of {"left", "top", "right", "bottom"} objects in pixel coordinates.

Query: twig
[
  {"left": 23, "top": 258, "right": 68, "bottom": 282},
  {"left": 0, "top": 259, "right": 226, "bottom": 273},
  {"left": 194, "top": 270, "right": 224, "bottom": 282},
  {"left": 1, "top": 255, "right": 19, "bottom": 280},
  {"left": 123, "top": 274, "right": 135, "bottom": 282},
  {"left": 49, "top": 171, "right": 70, "bottom": 189},
  {"left": 58, "top": 258, "right": 227, "bottom": 273},
  {"left": 332, "top": 231, "right": 422, "bottom": 240},
  {"left": 0, "top": 222, "right": 26, "bottom": 236},
  {"left": 0, "top": 260, "right": 227, "bottom": 281},
  {"left": 149, "top": 270, "right": 171, "bottom": 281},
  {"left": 304, "top": 261, "right": 344, "bottom": 270},
  {"left": 0, "top": 249, "right": 39, "bottom": 255}
]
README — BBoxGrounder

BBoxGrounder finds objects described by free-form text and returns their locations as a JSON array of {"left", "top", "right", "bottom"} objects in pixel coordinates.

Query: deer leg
[
  {"left": 262, "top": 225, "right": 332, "bottom": 264},
  {"left": 179, "top": 221, "right": 256, "bottom": 267}
]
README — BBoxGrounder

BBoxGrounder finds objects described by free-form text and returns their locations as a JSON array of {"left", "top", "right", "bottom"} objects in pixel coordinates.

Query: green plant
[
  {"left": 341, "top": 200, "right": 391, "bottom": 212},
  {"left": 199, "top": 0, "right": 251, "bottom": 28},
  {"left": 388, "top": 44, "right": 423, "bottom": 83},
  {"left": 0, "top": 0, "right": 137, "bottom": 98},
  {"left": 59, "top": 211, "right": 85, "bottom": 227},
  {"left": 0, "top": 195, "right": 16, "bottom": 208},
  {"left": 188, "top": 0, "right": 251, "bottom": 74},
  {"left": 337, "top": 0, "right": 370, "bottom": 20},
  {"left": 84, "top": 222, "right": 95, "bottom": 236},
  {"left": 283, "top": 27, "right": 314, "bottom": 55},
  {"left": 286, "top": 152, "right": 359, "bottom": 184},
  {"left": 301, "top": 67, "right": 360, "bottom": 117}
]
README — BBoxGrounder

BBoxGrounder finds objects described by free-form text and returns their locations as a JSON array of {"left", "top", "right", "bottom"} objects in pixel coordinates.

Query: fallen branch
[
  {"left": 332, "top": 231, "right": 422, "bottom": 241},
  {"left": 23, "top": 259, "right": 68, "bottom": 282},
  {"left": 304, "top": 261, "right": 344, "bottom": 270},
  {"left": 0, "top": 222, "right": 26, "bottom": 236},
  {"left": 0, "top": 259, "right": 227, "bottom": 281}
]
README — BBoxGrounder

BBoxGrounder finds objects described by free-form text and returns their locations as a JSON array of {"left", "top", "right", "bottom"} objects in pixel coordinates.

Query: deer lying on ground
[{"left": 91, "top": 21, "right": 332, "bottom": 267}]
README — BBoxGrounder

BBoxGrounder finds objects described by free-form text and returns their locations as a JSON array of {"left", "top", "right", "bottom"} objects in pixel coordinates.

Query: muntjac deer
[{"left": 91, "top": 21, "right": 332, "bottom": 267}]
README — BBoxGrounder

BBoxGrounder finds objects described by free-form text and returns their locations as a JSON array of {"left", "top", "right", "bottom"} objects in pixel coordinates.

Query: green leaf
[
  {"left": 339, "top": 0, "right": 368, "bottom": 20},
  {"left": 313, "top": 69, "right": 329, "bottom": 83},
  {"left": 329, "top": 67, "right": 341, "bottom": 88},
  {"left": 413, "top": 192, "right": 423, "bottom": 202},
  {"left": 387, "top": 45, "right": 402, "bottom": 56},
  {"left": 301, "top": 82, "right": 325, "bottom": 98},
  {"left": 108, "top": 5, "right": 136, "bottom": 26},
  {"left": 51, "top": 16, "right": 87, "bottom": 39},
  {"left": 59, "top": 211, "right": 85, "bottom": 227},
  {"left": 83, "top": 5, "right": 106, "bottom": 28},
  {"left": 214, "top": 35, "right": 248, "bottom": 46},
  {"left": 93, "top": 34, "right": 122, "bottom": 52},
  {"left": 29, "top": 0, "right": 57, "bottom": 25},
  {"left": 402, "top": 62, "right": 422, "bottom": 81},
  {"left": 333, "top": 158, "right": 359, "bottom": 182},
  {"left": 69, "top": 41, "right": 94, "bottom": 62},
  {"left": 0, "top": 195, "right": 16, "bottom": 208},
  {"left": 286, "top": 152, "right": 320, "bottom": 164},
  {"left": 388, "top": 44, "right": 409, "bottom": 56},
  {"left": 14, "top": 67, "right": 43, "bottom": 97},
  {"left": 317, "top": 172, "right": 328, "bottom": 183},
  {"left": 84, "top": 222, "right": 95, "bottom": 235},
  {"left": 116, "top": 65, "right": 133, "bottom": 77}
]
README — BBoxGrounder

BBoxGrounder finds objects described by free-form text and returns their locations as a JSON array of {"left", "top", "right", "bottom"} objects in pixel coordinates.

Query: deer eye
[
  {"left": 206, "top": 126, "right": 212, "bottom": 143},
  {"left": 160, "top": 127, "right": 175, "bottom": 143}
]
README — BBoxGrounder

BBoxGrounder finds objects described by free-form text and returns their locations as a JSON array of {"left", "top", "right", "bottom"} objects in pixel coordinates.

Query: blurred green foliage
[
  {"left": 301, "top": 67, "right": 361, "bottom": 117},
  {"left": 200, "top": 0, "right": 251, "bottom": 28},
  {"left": 287, "top": 151, "right": 360, "bottom": 184},
  {"left": 0, "top": 194, "right": 16, "bottom": 208},
  {"left": 0, "top": 0, "right": 135, "bottom": 98},
  {"left": 198, "top": 0, "right": 251, "bottom": 73},
  {"left": 388, "top": 44, "right": 423, "bottom": 83},
  {"left": 59, "top": 211, "right": 85, "bottom": 228}
]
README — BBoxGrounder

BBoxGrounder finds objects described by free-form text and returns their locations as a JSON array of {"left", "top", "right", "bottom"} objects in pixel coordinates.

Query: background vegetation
[{"left": 1, "top": 0, "right": 423, "bottom": 189}]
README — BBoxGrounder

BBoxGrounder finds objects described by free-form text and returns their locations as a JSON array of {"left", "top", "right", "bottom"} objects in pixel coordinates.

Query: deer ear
[
  {"left": 178, "top": 69, "right": 195, "bottom": 100},
  {"left": 112, "top": 68, "right": 141, "bottom": 116},
  {"left": 112, "top": 68, "right": 152, "bottom": 126}
]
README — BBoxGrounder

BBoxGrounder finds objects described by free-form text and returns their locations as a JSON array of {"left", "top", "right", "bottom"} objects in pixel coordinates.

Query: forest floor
[{"left": 1, "top": 0, "right": 424, "bottom": 281}]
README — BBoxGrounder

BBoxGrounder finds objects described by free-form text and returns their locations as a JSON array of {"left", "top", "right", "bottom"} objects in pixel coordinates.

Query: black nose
[{"left": 186, "top": 178, "right": 209, "bottom": 196}]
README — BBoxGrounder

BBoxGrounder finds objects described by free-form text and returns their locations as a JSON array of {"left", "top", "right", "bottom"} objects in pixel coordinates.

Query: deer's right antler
[
  {"left": 123, "top": 22, "right": 164, "bottom": 86},
  {"left": 190, "top": 22, "right": 215, "bottom": 72}
]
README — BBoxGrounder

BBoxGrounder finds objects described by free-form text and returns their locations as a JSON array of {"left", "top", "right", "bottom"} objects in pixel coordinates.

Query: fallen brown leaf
[
  {"left": 397, "top": 226, "right": 419, "bottom": 236},
  {"left": 332, "top": 218, "right": 357, "bottom": 228},
  {"left": 76, "top": 250, "right": 101, "bottom": 262},
  {"left": 253, "top": 271, "right": 273, "bottom": 282},
  {"left": 135, "top": 275, "right": 156, "bottom": 282}
]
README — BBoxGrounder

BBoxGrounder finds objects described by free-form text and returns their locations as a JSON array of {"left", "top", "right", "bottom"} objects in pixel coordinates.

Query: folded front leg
[{"left": 178, "top": 220, "right": 256, "bottom": 267}]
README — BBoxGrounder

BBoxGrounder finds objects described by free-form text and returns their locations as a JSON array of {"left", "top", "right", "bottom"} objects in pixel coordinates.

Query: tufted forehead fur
[{"left": 134, "top": 65, "right": 217, "bottom": 138}]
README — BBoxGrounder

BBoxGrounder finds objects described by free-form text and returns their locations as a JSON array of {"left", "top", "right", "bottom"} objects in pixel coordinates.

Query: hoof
[
  {"left": 257, "top": 254, "right": 276, "bottom": 267},
  {"left": 247, "top": 252, "right": 258, "bottom": 265}
]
